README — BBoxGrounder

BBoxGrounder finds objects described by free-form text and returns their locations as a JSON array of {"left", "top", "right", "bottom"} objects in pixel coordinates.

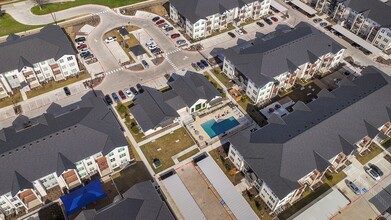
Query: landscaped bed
[
  {"left": 140, "top": 128, "right": 195, "bottom": 173},
  {"left": 0, "top": 13, "right": 43, "bottom": 36},
  {"left": 209, "top": 146, "right": 244, "bottom": 185},
  {"left": 177, "top": 148, "right": 200, "bottom": 162}
]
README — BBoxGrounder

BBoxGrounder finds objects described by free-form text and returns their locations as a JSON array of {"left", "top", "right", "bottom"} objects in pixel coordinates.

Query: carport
[
  {"left": 161, "top": 174, "right": 206, "bottom": 220},
  {"left": 291, "top": 0, "right": 317, "bottom": 15},
  {"left": 332, "top": 25, "right": 384, "bottom": 54},
  {"left": 197, "top": 156, "right": 258, "bottom": 220},
  {"left": 271, "top": 0, "right": 288, "bottom": 14},
  {"left": 293, "top": 189, "right": 350, "bottom": 220}
]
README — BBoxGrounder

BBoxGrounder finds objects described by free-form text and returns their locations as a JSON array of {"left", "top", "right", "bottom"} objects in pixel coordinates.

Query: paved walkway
[
  {"left": 137, "top": 124, "right": 183, "bottom": 146},
  {"left": 172, "top": 144, "right": 198, "bottom": 164}
]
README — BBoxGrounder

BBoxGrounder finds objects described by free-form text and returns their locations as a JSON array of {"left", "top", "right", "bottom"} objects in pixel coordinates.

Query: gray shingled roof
[
  {"left": 230, "top": 66, "right": 391, "bottom": 198},
  {"left": 223, "top": 22, "right": 345, "bottom": 87},
  {"left": 0, "top": 96, "right": 128, "bottom": 196},
  {"left": 75, "top": 181, "right": 175, "bottom": 220},
  {"left": 130, "top": 87, "right": 181, "bottom": 132},
  {"left": 130, "top": 45, "right": 146, "bottom": 57},
  {"left": 0, "top": 25, "right": 76, "bottom": 74},
  {"left": 130, "top": 71, "right": 221, "bottom": 132},
  {"left": 342, "top": 0, "right": 391, "bottom": 27},
  {"left": 170, "top": 0, "right": 257, "bottom": 23},
  {"left": 169, "top": 71, "right": 221, "bottom": 107}
]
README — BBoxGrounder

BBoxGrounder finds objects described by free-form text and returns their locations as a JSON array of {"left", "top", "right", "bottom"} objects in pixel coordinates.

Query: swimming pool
[{"left": 201, "top": 116, "right": 240, "bottom": 138}]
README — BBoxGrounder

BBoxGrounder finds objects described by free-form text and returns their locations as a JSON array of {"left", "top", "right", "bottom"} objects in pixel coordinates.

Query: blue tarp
[{"left": 60, "top": 179, "right": 107, "bottom": 216}]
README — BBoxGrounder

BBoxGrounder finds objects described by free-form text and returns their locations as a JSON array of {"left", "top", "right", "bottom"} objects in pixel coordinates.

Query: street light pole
[{"left": 109, "top": 174, "right": 123, "bottom": 198}]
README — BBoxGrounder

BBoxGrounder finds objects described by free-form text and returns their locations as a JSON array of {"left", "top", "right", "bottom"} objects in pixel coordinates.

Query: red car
[
  {"left": 156, "top": 20, "right": 165, "bottom": 25},
  {"left": 171, "top": 33, "right": 180, "bottom": 39},
  {"left": 77, "top": 44, "right": 87, "bottom": 50},
  {"left": 118, "top": 90, "right": 126, "bottom": 100},
  {"left": 271, "top": 17, "right": 278, "bottom": 22}
]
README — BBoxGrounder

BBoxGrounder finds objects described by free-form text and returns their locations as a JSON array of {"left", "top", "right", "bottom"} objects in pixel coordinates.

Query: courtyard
[{"left": 187, "top": 104, "right": 250, "bottom": 148}]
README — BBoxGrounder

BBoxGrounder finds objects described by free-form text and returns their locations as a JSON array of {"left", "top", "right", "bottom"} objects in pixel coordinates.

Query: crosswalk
[
  {"left": 93, "top": 9, "right": 111, "bottom": 15},
  {"left": 165, "top": 48, "right": 182, "bottom": 55},
  {"left": 105, "top": 67, "right": 124, "bottom": 75},
  {"left": 166, "top": 57, "right": 179, "bottom": 70}
]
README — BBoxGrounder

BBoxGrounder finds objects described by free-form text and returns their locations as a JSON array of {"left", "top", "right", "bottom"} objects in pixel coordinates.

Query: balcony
[
  {"left": 23, "top": 71, "right": 34, "bottom": 77},
  {"left": 53, "top": 69, "right": 61, "bottom": 75},
  {"left": 62, "top": 170, "right": 80, "bottom": 188},
  {"left": 50, "top": 63, "right": 59, "bottom": 69},
  {"left": 96, "top": 157, "right": 110, "bottom": 177},
  {"left": 18, "top": 189, "right": 42, "bottom": 210},
  {"left": 359, "top": 136, "right": 372, "bottom": 149},
  {"left": 26, "top": 77, "right": 37, "bottom": 83}
]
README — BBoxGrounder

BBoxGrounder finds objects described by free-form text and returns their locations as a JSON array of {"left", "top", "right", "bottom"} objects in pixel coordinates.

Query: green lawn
[
  {"left": 126, "top": 136, "right": 140, "bottom": 161},
  {"left": 126, "top": 118, "right": 144, "bottom": 143},
  {"left": 356, "top": 144, "right": 384, "bottom": 165},
  {"left": 323, "top": 171, "right": 347, "bottom": 187},
  {"left": 210, "top": 67, "right": 234, "bottom": 88},
  {"left": 177, "top": 148, "right": 200, "bottom": 162},
  {"left": 26, "top": 72, "right": 90, "bottom": 99},
  {"left": 0, "top": 13, "right": 43, "bottom": 36},
  {"left": 140, "top": 128, "right": 195, "bottom": 173},
  {"left": 204, "top": 71, "right": 225, "bottom": 97},
  {"left": 115, "top": 100, "right": 133, "bottom": 119},
  {"left": 31, "top": 0, "right": 147, "bottom": 15},
  {"left": 381, "top": 137, "right": 391, "bottom": 149},
  {"left": 0, "top": 92, "right": 23, "bottom": 108}
]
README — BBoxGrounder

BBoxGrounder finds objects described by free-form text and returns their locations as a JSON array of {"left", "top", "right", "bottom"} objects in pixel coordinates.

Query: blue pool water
[{"left": 201, "top": 116, "right": 240, "bottom": 138}]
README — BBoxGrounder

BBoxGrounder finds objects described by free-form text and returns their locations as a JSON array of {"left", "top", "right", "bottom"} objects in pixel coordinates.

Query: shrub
[
  {"left": 325, "top": 172, "right": 333, "bottom": 180},
  {"left": 125, "top": 115, "right": 131, "bottom": 124},
  {"left": 255, "top": 200, "right": 262, "bottom": 210}
]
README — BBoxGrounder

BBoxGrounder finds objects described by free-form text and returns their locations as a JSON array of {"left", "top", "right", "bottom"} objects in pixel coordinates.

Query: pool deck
[{"left": 187, "top": 105, "right": 248, "bottom": 148}]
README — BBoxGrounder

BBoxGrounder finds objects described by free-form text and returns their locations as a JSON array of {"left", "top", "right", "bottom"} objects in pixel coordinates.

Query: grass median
[{"left": 31, "top": 0, "right": 147, "bottom": 15}]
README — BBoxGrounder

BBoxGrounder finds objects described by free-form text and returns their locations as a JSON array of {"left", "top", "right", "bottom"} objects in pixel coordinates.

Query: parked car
[
  {"left": 80, "top": 51, "right": 92, "bottom": 58},
  {"left": 270, "top": 17, "right": 278, "bottom": 22},
  {"left": 320, "top": 22, "right": 328, "bottom": 27},
  {"left": 156, "top": 20, "right": 165, "bottom": 25},
  {"left": 151, "top": 47, "right": 161, "bottom": 54},
  {"left": 162, "top": 24, "right": 170, "bottom": 30},
  {"left": 77, "top": 44, "right": 87, "bottom": 50},
  {"left": 256, "top": 22, "right": 264, "bottom": 27},
  {"left": 80, "top": 48, "right": 90, "bottom": 52},
  {"left": 263, "top": 18, "right": 273, "bottom": 25},
  {"left": 136, "top": 83, "right": 144, "bottom": 93},
  {"left": 228, "top": 32, "right": 236, "bottom": 38},
  {"left": 118, "top": 90, "right": 126, "bottom": 100},
  {"left": 123, "top": 88, "right": 135, "bottom": 99},
  {"left": 146, "top": 41, "right": 157, "bottom": 47},
  {"left": 83, "top": 54, "right": 94, "bottom": 60},
  {"left": 365, "top": 168, "right": 381, "bottom": 181},
  {"left": 165, "top": 27, "right": 174, "bottom": 31},
  {"left": 197, "top": 62, "right": 205, "bottom": 70},
  {"left": 171, "top": 33, "right": 180, "bottom": 39},
  {"left": 63, "top": 87, "right": 71, "bottom": 96},
  {"left": 235, "top": 29, "right": 244, "bottom": 35},
  {"left": 148, "top": 44, "right": 157, "bottom": 51},
  {"left": 200, "top": 59, "right": 209, "bottom": 67},
  {"left": 192, "top": 63, "right": 200, "bottom": 71},
  {"left": 75, "top": 37, "right": 86, "bottom": 42},
  {"left": 111, "top": 92, "right": 120, "bottom": 103},
  {"left": 152, "top": 16, "right": 160, "bottom": 22},
  {"left": 105, "top": 95, "right": 113, "bottom": 105},
  {"left": 141, "top": 60, "right": 149, "bottom": 68},
  {"left": 313, "top": 18, "right": 322, "bottom": 23},
  {"left": 130, "top": 87, "right": 138, "bottom": 95},
  {"left": 176, "top": 40, "right": 186, "bottom": 45},
  {"left": 347, "top": 181, "right": 361, "bottom": 195},
  {"left": 104, "top": 36, "right": 117, "bottom": 43},
  {"left": 369, "top": 164, "right": 384, "bottom": 176}
]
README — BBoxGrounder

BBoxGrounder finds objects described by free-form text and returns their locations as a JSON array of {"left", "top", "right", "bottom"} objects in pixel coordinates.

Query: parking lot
[{"left": 337, "top": 151, "right": 391, "bottom": 201}]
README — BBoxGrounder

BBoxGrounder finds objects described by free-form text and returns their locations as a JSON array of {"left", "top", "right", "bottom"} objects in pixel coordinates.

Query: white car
[
  {"left": 146, "top": 41, "right": 157, "bottom": 47},
  {"left": 365, "top": 168, "right": 381, "bottom": 181},
  {"left": 123, "top": 88, "right": 135, "bottom": 100},
  {"left": 162, "top": 24, "right": 170, "bottom": 30},
  {"left": 148, "top": 45, "right": 157, "bottom": 50},
  {"left": 104, "top": 36, "right": 117, "bottom": 43},
  {"left": 235, "top": 29, "right": 244, "bottom": 35}
]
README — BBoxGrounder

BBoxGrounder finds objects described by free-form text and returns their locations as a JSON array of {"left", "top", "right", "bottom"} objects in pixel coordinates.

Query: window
[
  {"left": 110, "top": 158, "right": 116, "bottom": 162},
  {"left": 69, "top": 63, "right": 75, "bottom": 67},
  {"left": 36, "top": 70, "right": 41, "bottom": 74},
  {"left": 77, "top": 167, "right": 84, "bottom": 171},
  {"left": 118, "top": 148, "right": 125, "bottom": 153},
  {"left": 87, "top": 161, "right": 93, "bottom": 166},
  {"left": 108, "top": 152, "right": 114, "bottom": 157},
  {"left": 112, "top": 163, "right": 117, "bottom": 168},
  {"left": 119, "top": 153, "right": 126, "bottom": 158},
  {"left": 59, "top": 59, "right": 64, "bottom": 63},
  {"left": 43, "top": 67, "right": 48, "bottom": 71},
  {"left": 89, "top": 167, "right": 95, "bottom": 171},
  {"left": 67, "top": 57, "right": 73, "bottom": 61}
]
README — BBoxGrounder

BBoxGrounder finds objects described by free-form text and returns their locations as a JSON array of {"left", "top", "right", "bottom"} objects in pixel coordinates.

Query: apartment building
[
  {"left": 316, "top": 0, "right": 391, "bottom": 52},
  {"left": 169, "top": 0, "right": 270, "bottom": 39},
  {"left": 222, "top": 22, "right": 345, "bottom": 105},
  {"left": 0, "top": 25, "right": 80, "bottom": 98},
  {"left": 130, "top": 71, "right": 222, "bottom": 135},
  {"left": 75, "top": 181, "right": 175, "bottom": 220},
  {"left": 227, "top": 66, "right": 391, "bottom": 214},
  {"left": 0, "top": 96, "right": 133, "bottom": 217}
]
